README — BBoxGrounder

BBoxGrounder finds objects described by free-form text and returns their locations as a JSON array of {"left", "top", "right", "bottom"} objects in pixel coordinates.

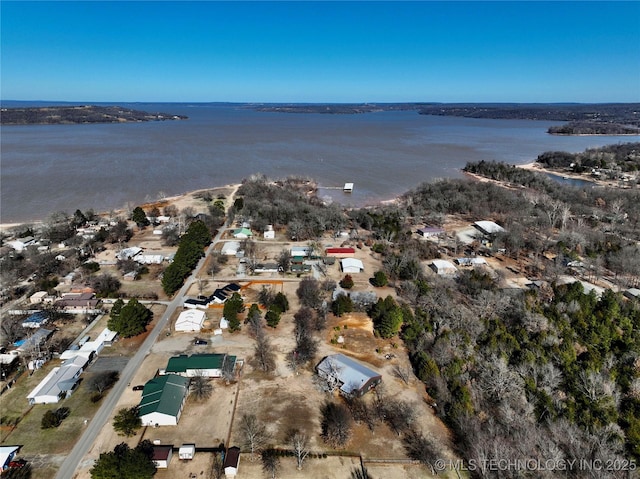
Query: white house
[
  {"left": 26, "top": 356, "right": 88, "bottom": 404},
  {"left": 223, "top": 446, "right": 240, "bottom": 478},
  {"left": 263, "top": 225, "right": 275, "bottom": 239},
  {"left": 152, "top": 446, "right": 173, "bottom": 469},
  {"left": 340, "top": 258, "right": 364, "bottom": 273},
  {"left": 174, "top": 309, "right": 206, "bottom": 332},
  {"left": 135, "top": 254, "right": 164, "bottom": 264},
  {"left": 232, "top": 227, "right": 253, "bottom": 239},
  {"left": 138, "top": 374, "right": 189, "bottom": 426},
  {"left": 431, "top": 259, "right": 458, "bottom": 276},
  {"left": 221, "top": 241, "right": 240, "bottom": 256},
  {"left": 29, "top": 291, "right": 48, "bottom": 304}
]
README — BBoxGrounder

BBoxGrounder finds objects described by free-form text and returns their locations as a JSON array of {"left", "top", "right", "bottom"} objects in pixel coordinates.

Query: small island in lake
[{"left": 0, "top": 105, "right": 188, "bottom": 125}]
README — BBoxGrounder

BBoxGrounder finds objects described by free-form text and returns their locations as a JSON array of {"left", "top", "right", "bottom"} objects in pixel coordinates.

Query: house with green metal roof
[
  {"left": 163, "top": 353, "right": 236, "bottom": 378},
  {"left": 138, "top": 374, "right": 189, "bottom": 426}
]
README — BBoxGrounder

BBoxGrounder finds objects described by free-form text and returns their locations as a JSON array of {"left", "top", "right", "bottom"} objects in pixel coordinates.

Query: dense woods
[
  {"left": 1, "top": 105, "right": 187, "bottom": 125},
  {"left": 536, "top": 142, "right": 640, "bottom": 172}
]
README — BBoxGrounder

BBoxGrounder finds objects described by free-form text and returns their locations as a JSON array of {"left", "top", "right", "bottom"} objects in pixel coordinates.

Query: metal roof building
[
  {"left": 138, "top": 374, "right": 189, "bottom": 426},
  {"left": 316, "top": 354, "right": 382, "bottom": 397},
  {"left": 163, "top": 353, "right": 236, "bottom": 378}
]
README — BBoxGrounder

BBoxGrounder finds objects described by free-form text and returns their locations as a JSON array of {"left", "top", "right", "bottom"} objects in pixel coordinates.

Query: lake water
[{"left": 1, "top": 103, "right": 637, "bottom": 223}]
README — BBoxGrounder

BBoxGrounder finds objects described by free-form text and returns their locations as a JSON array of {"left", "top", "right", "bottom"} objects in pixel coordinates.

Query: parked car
[
  {"left": 9, "top": 459, "right": 27, "bottom": 469},
  {"left": 194, "top": 339, "right": 208, "bottom": 345},
  {"left": 132, "top": 385, "right": 144, "bottom": 391}
]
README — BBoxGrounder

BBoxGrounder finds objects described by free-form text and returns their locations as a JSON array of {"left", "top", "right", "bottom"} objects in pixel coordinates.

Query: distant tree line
[{"left": 536, "top": 142, "right": 640, "bottom": 172}]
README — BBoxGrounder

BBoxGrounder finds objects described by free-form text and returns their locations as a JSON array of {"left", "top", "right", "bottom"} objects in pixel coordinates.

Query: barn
[
  {"left": 316, "top": 354, "right": 382, "bottom": 397},
  {"left": 138, "top": 374, "right": 189, "bottom": 426}
]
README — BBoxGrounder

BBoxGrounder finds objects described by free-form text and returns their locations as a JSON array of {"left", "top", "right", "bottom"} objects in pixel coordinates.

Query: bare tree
[
  {"left": 296, "top": 277, "right": 322, "bottom": 309},
  {"left": 402, "top": 429, "right": 441, "bottom": 476},
  {"left": 286, "top": 428, "right": 310, "bottom": 470},
  {"left": 392, "top": 364, "right": 411, "bottom": 385},
  {"left": 320, "top": 401, "right": 352, "bottom": 447},
  {"left": 189, "top": 374, "right": 213, "bottom": 401},
  {"left": 241, "top": 414, "right": 270, "bottom": 458},
  {"left": 253, "top": 330, "right": 276, "bottom": 373},
  {"left": 383, "top": 400, "right": 417, "bottom": 436},
  {"left": 88, "top": 370, "right": 119, "bottom": 396}
]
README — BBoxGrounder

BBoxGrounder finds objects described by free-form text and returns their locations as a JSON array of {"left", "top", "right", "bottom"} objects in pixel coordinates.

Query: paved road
[{"left": 55, "top": 224, "right": 229, "bottom": 479}]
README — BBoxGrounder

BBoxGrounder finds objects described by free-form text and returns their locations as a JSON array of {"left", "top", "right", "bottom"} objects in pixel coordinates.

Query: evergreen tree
[
  {"left": 265, "top": 307, "right": 281, "bottom": 328},
  {"left": 131, "top": 206, "right": 150, "bottom": 227},
  {"left": 108, "top": 298, "right": 152, "bottom": 338},
  {"left": 370, "top": 295, "right": 403, "bottom": 338},
  {"left": 113, "top": 406, "right": 142, "bottom": 437}
]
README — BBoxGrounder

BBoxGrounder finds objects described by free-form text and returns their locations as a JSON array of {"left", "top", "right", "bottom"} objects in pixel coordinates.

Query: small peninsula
[{"left": 0, "top": 105, "right": 188, "bottom": 125}]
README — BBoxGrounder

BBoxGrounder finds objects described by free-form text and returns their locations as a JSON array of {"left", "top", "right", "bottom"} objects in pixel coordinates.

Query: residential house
[
  {"left": 27, "top": 355, "right": 89, "bottom": 404},
  {"left": 232, "top": 227, "right": 253, "bottom": 239},
  {"left": 162, "top": 353, "right": 236, "bottom": 378},
  {"left": 221, "top": 241, "right": 240, "bottom": 256},
  {"left": 54, "top": 292, "right": 101, "bottom": 314}
]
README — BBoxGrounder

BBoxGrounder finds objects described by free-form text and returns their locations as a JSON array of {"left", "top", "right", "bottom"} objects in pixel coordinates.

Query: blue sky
[{"left": 1, "top": 1, "right": 639, "bottom": 103}]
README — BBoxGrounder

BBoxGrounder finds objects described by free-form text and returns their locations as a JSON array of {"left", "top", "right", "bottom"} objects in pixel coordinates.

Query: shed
[
  {"left": 175, "top": 309, "right": 206, "bottom": 332},
  {"left": 179, "top": 444, "right": 196, "bottom": 460},
  {"left": 152, "top": 445, "right": 173, "bottom": 468},
  {"left": 223, "top": 446, "right": 240, "bottom": 478},
  {"left": 340, "top": 258, "right": 364, "bottom": 273},
  {"left": 417, "top": 226, "right": 445, "bottom": 237},
  {"left": 431, "top": 259, "right": 458, "bottom": 276},
  {"left": 316, "top": 354, "right": 382, "bottom": 397}
]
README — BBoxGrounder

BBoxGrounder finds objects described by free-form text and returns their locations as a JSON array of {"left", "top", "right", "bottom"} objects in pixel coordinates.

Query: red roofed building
[{"left": 325, "top": 247, "right": 355, "bottom": 258}]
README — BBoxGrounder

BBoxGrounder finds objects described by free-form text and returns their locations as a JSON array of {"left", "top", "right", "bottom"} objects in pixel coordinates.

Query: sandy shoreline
[{"left": 0, "top": 184, "right": 242, "bottom": 232}]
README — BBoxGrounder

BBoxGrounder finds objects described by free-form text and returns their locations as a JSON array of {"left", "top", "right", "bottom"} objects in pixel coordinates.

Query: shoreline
[{"left": 0, "top": 184, "right": 242, "bottom": 233}]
